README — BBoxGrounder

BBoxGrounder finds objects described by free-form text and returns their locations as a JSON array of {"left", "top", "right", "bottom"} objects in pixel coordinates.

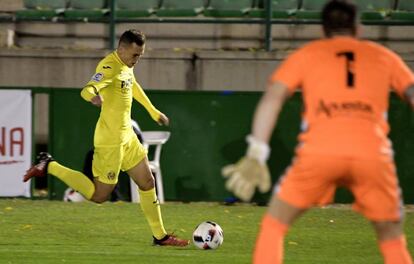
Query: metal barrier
[{"left": 1, "top": 0, "right": 413, "bottom": 51}]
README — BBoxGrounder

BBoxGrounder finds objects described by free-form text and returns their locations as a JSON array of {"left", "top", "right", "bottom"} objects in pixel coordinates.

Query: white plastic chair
[{"left": 130, "top": 131, "right": 170, "bottom": 203}]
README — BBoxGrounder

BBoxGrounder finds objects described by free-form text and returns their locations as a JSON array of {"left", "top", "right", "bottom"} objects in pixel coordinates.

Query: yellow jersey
[{"left": 81, "top": 51, "right": 160, "bottom": 146}]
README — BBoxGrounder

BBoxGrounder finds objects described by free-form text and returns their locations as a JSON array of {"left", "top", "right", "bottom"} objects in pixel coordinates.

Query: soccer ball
[
  {"left": 63, "top": 188, "right": 86, "bottom": 202},
  {"left": 192, "top": 221, "right": 224, "bottom": 250}
]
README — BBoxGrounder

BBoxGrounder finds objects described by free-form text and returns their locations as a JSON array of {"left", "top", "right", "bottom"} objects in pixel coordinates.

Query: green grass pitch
[{"left": 0, "top": 200, "right": 413, "bottom": 264}]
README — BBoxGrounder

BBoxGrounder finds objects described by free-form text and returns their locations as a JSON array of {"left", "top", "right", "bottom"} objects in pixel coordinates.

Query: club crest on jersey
[
  {"left": 107, "top": 171, "right": 116, "bottom": 180},
  {"left": 91, "top": 73, "right": 104, "bottom": 82}
]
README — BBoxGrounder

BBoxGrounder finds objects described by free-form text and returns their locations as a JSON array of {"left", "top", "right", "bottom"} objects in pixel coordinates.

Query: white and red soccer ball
[
  {"left": 192, "top": 221, "right": 224, "bottom": 250},
  {"left": 63, "top": 188, "right": 86, "bottom": 202}
]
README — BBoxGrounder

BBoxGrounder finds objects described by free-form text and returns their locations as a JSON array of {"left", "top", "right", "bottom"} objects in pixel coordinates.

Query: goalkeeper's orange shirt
[{"left": 270, "top": 36, "right": 414, "bottom": 158}]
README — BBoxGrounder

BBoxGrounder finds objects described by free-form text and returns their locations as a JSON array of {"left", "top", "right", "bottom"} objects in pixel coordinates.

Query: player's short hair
[
  {"left": 119, "top": 29, "right": 146, "bottom": 47},
  {"left": 322, "top": 0, "right": 357, "bottom": 37}
]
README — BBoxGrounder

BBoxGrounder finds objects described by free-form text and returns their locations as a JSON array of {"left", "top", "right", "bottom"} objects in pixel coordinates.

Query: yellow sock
[
  {"left": 48, "top": 161, "right": 95, "bottom": 200},
  {"left": 138, "top": 188, "right": 167, "bottom": 240}
]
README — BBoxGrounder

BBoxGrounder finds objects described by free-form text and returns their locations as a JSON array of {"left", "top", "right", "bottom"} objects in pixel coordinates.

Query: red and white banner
[{"left": 0, "top": 90, "right": 32, "bottom": 197}]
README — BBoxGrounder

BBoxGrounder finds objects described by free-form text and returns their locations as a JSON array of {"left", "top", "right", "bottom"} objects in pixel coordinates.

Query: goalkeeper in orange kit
[{"left": 222, "top": 1, "right": 414, "bottom": 263}]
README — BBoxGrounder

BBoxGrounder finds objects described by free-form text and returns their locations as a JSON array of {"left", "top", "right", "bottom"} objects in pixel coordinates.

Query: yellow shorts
[{"left": 92, "top": 136, "right": 147, "bottom": 184}]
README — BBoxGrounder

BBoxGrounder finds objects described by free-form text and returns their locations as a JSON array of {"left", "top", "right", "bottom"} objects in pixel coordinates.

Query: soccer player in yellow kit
[{"left": 24, "top": 29, "right": 189, "bottom": 247}]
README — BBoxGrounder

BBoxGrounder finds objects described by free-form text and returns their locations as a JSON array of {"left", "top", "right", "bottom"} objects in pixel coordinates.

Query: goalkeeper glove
[{"left": 222, "top": 136, "right": 271, "bottom": 202}]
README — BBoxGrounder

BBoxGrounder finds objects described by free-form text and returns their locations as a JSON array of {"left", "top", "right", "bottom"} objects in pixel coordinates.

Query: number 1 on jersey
[{"left": 337, "top": 51, "right": 355, "bottom": 88}]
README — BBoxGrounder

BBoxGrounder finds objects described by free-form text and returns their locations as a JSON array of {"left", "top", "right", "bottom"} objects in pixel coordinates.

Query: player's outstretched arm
[
  {"left": 222, "top": 82, "right": 290, "bottom": 202},
  {"left": 251, "top": 81, "right": 290, "bottom": 143},
  {"left": 132, "top": 80, "right": 165, "bottom": 123}
]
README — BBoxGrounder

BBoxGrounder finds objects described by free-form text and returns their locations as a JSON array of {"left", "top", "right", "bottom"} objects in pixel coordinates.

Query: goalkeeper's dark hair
[
  {"left": 119, "top": 29, "right": 146, "bottom": 47},
  {"left": 322, "top": 0, "right": 358, "bottom": 37}
]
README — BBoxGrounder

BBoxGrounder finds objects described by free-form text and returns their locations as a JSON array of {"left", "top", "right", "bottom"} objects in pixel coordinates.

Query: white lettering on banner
[{"left": 0, "top": 90, "right": 32, "bottom": 197}]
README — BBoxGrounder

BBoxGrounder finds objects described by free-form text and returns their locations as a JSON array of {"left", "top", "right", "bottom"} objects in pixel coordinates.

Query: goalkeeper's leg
[
  {"left": 374, "top": 222, "right": 413, "bottom": 264},
  {"left": 253, "top": 196, "right": 306, "bottom": 264}
]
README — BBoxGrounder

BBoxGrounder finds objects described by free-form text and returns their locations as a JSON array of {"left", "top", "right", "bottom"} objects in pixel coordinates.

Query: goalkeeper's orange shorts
[{"left": 275, "top": 153, "right": 403, "bottom": 221}]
